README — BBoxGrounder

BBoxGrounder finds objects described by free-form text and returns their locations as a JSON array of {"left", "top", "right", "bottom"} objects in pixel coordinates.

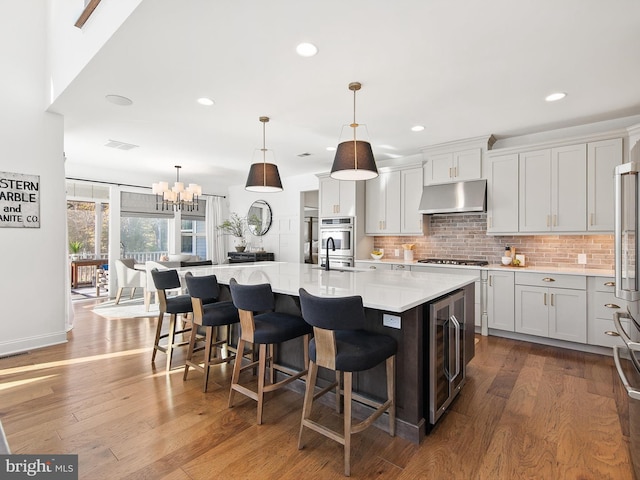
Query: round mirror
[{"left": 247, "top": 200, "right": 272, "bottom": 236}]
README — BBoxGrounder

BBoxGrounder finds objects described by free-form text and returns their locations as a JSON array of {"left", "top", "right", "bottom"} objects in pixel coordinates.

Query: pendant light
[
  {"left": 245, "top": 116, "right": 283, "bottom": 192},
  {"left": 330, "top": 82, "right": 378, "bottom": 181}
]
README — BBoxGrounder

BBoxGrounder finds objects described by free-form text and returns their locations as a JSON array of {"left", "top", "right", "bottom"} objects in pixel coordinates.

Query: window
[
  {"left": 181, "top": 219, "right": 206, "bottom": 258},
  {"left": 67, "top": 200, "right": 109, "bottom": 256},
  {"left": 120, "top": 216, "right": 169, "bottom": 262}
]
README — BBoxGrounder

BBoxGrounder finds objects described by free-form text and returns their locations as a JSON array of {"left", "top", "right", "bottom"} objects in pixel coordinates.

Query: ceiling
[{"left": 51, "top": 0, "right": 640, "bottom": 194}]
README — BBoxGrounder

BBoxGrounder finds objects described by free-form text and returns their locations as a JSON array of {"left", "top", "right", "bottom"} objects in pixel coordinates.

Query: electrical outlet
[
  {"left": 383, "top": 314, "right": 401, "bottom": 329},
  {"left": 394, "top": 249, "right": 400, "bottom": 257},
  {"left": 578, "top": 253, "right": 587, "bottom": 265}
]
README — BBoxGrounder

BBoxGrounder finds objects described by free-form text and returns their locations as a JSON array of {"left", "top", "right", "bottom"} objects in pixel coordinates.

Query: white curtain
[{"left": 206, "top": 196, "right": 226, "bottom": 264}]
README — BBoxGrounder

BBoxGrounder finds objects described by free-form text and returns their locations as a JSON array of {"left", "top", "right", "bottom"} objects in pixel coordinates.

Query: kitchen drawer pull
[
  {"left": 613, "top": 346, "right": 640, "bottom": 401},
  {"left": 604, "top": 281, "right": 616, "bottom": 287},
  {"left": 605, "top": 330, "right": 620, "bottom": 337},
  {"left": 396, "top": 265, "right": 405, "bottom": 270},
  {"left": 369, "top": 266, "right": 377, "bottom": 269},
  {"left": 605, "top": 303, "right": 621, "bottom": 309},
  {"left": 542, "top": 277, "right": 555, "bottom": 282}
]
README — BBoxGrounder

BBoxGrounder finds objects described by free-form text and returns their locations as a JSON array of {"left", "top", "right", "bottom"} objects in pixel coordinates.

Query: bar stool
[
  {"left": 298, "top": 288, "right": 397, "bottom": 477},
  {"left": 228, "top": 278, "right": 312, "bottom": 425},
  {"left": 183, "top": 272, "right": 239, "bottom": 392},
  {"left": 150, "top": 268, "right": 194, "bottom": 371}
]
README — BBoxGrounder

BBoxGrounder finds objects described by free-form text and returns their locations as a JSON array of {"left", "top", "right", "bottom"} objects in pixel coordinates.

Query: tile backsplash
[{"left": 373, "top": 214, "right": 614, "bottom": 269}]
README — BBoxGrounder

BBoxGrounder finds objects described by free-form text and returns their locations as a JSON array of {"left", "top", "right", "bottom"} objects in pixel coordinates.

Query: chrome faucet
[{"left": 325, "top": 236, "right": 336, "bottom": 271}]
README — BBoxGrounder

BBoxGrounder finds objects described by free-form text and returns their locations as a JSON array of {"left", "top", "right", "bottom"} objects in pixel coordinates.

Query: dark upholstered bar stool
[
  {"left": 183, "top": 272, "right": 239, "bottom": 392},
  {"left": 298, "top": 288, "right": 397, "bottom": 477},
  {"left": 150, "top": 268, "right": 194, "bottom": 371},
  {"left": 228, "top": 278, "right": 312, "bottom": 425}
]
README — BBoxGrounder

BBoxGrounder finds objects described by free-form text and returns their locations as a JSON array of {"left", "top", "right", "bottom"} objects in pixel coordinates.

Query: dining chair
[
  {"left": 297, "top": 288, "right": 397, "bottom": 477},
  {"left": 183, "top": 272, "right": 239, "bottom": 392},
  {"left": 227, "top": 278, "right": 312, "bottom": 425},
  {"left": 114, "top": 258, "right": 145, "bottom": 304}
]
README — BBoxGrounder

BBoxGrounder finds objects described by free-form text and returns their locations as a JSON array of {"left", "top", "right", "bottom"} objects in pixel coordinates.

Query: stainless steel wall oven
[{"left": 319, "top": 217, "right": 354, "bottom": 267}]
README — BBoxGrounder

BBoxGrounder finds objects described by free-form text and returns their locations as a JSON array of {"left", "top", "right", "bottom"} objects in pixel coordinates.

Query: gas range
[{"left": 418, "top": 258, "right": 489, "bottom": 267}]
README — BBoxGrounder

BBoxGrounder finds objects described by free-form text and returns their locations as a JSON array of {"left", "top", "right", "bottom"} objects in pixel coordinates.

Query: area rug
[{"left": 91, "top": 297, "right": 159, "bottom": 319}]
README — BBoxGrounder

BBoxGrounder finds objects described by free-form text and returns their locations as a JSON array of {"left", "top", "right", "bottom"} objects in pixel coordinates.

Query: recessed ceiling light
[
  {"left": 105, "top": 94, "right": 133, "bottom": 106},
  {"left": 326, "top": 146, "right": 336, "bottom": 151},
  {"left": 545, "top": 92, "right": 567, "bottom": 102},
  {"left": 411, "top": 125, "right": 425, "bottom": 132},
  {"left": 197, "top": 97, "right": 215, "bottom": 106},
  {"left": 296, "top": 42, "right": 318, "bottom": 57}
]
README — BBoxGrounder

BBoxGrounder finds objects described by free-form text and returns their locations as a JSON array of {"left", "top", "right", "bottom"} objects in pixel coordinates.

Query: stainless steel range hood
[{"left": 418, "top": 179, "right": 487, "bottom": 214}]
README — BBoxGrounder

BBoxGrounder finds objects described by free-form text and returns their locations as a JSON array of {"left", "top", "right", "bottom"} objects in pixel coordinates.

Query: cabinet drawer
[
  {"left": 594, "top": 277, "right": 616, "bottom": 293},
  {"left": 593, "top": 291, "right": 626, "bottom": 318},
  {"left": 515, "top": 272, "right": 586, "bottom": 290},
  {"left": 355, "top": 262, "right": 393, "bottom": 271},
  {"left": 588, "top": 316, "right": 630, "bottom": 348}
]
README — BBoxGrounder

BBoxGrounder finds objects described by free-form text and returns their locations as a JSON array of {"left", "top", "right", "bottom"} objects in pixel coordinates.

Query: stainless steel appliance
[
  {"left": 319, "top": 217, "right": 354, "bottom": 267},
  {"left": 426, "top": 289, "right": 466, "bottom": 424},
  {"left": 614, "top": 161, "right": 640, "bottom": 479},
  {"left": 418, "top": 258, "right": 489, "bottom": 266},
  {"left": 418, "top": 179, "right": 487, "bottom": 215}
]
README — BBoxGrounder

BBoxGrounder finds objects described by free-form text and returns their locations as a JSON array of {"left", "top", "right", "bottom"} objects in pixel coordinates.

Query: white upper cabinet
[
  {"left": 424, "top": 148, "right": 482, "bottom": 184},
  {"left": 318, "top": 175, "right": 358, "bottom": 217},
  {"left": 365, "top": 165, "right": 425, "bottom": 236},
  {"left": 519, "top": 144, "right": 587, "bottom": 232},
  {"left": 400, "top": 166, "right": 425, "bottom": 234},
  {"left": 587, "top": 138, "right": 623, "bottom": 231},
  {"left": 365, "top": 170, "right": 401, "bottom": 234},
  {"left": 486, "top": 153, "right": 519, "bottom": 233}
]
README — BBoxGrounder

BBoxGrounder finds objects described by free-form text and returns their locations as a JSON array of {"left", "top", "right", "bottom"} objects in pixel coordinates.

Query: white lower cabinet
[
  {"left": 487, "top": 270, "right": 515, "bottom": 331},
  {"left": 514, "top": 272, "right": 587, "bottom": 343},
  {"left": 355, "top": 261, "right": 393, "bottom": 271},
  {"left": 587, "top": 277, "right": 629, "bottom": 348}
]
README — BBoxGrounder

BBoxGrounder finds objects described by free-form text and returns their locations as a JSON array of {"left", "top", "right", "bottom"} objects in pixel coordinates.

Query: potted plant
[
  {"left": 218, "top": 213, "right": 248, "bottom": 252},
  {"left": 69, "top": 240, "right": 83, "bottom": 260}
]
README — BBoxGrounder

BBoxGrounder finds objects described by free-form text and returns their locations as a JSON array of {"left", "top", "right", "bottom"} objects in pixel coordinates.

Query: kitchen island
[{"left": 181, "top": 261, "right": 478, "bottom": 443}]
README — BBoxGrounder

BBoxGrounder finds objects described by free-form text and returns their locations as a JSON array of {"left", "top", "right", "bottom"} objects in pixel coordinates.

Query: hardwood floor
[{"left": 0, "top": 298, "right": 634, "bottom": 479}]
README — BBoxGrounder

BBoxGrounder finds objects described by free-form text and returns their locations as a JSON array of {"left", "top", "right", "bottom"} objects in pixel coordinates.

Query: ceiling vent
[
  {"left": 297, "top": 152, "right": 312, "bottom": 157},
  {"left": 105, "top": 139, "right": 139, "bottom": 151}
]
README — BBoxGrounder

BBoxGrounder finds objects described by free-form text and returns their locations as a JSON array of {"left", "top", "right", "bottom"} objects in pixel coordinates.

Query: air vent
[
  {"left": 105, "top": 139, "right": 139, "bottom": 151},
  {"left": 297, "top": 152, "right": 312, "bottom": 157}
]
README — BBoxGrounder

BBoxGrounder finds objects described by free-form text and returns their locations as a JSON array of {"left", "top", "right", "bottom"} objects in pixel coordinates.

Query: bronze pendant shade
[
  {"left": 245, "top": 116, "right": 283, "bottom": 192},
  {"left": 330, "top": 82, "right": 378, "bottom": 181}
]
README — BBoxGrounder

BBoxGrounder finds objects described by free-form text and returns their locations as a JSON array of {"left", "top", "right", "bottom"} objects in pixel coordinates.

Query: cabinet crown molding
[{"left": 420, "top": 135, "right": 497, "bottom": 156}]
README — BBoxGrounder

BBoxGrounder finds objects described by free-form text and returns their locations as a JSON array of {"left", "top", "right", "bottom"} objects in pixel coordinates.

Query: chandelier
[{"left": 152, "top": 165, "right": 202, "bottom": 211}]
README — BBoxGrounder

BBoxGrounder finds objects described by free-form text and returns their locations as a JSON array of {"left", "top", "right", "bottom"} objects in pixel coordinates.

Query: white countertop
[
  {"left": 179, "top": 262, "right": 478, "bottom": 313},
  {"left": 356, "top": 258, "right": 614, "bottom": 277}
]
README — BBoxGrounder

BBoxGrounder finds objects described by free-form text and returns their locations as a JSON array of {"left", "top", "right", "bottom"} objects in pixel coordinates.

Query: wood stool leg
[
  {"left": 228, "top": 338, "right": 245, "bottom": 408},
  {"left": 387, "top": 355, "right": 396, "bottom": 437},
  {"left": 129, "top": 287, "right": 136, "bottom": 299},
  {"left": 183, "top": 320, "right": 198, "bottom": 381},
  {"left": 202, "top": 326, "right": 214, "bottom": 392},
  {"left": 268, "top": 344, "right": 275, "bottom": 385},
  {"left": 298, "top": 360, "right": 318, "bottom": 449},
  {"left": 152, "top": 311, "right": 164, "bottom": 363},
  {"left": 165, "top": 314, "right": 177, "bottom": 371},
  {"left": 257, "top": 343, "right": 268, "bottom": 425},
  {"left": 343, "top": 371, "right": 353, "bottom": 477},
  {"left": 335, "top": 370, "right": 342, "bottom": 413}
]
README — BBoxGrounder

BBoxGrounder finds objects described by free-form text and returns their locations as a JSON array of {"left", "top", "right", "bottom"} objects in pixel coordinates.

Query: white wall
[
  {"left": 0, "top": 1, "right": 67, "bottom": 355},
  {"left": 227, "top": 173, "right": 319, "bottom": 263},
  {"left": 46, "top": 0, "right": 143, "bottom": 105}
]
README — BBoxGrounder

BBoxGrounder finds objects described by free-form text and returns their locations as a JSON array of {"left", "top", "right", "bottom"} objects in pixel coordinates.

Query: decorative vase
[
  {"left": 235, "top": 246, "right": 246, "bottom": 252},
  {"left": 234, "top": 237, "right": 247, "bottom": 252}
]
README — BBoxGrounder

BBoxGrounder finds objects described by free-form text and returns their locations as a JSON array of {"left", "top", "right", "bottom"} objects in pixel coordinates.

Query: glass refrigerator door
[{"left": 615, "top": 162, "right": 639, "bottom": 301}]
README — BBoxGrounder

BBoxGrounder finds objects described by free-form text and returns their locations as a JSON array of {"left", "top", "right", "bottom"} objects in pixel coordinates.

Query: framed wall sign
[{"left": 0, "top": 171, "right": 40, "bottom": 228}]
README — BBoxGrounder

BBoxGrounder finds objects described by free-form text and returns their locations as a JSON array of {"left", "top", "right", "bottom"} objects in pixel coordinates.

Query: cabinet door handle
[
  {"left": 590, "top": 213, "right": 594, "bottom": 226},
  {"left": 546, "top": 215, "right": 551, "bottom": 227},
  {"left": 544, "top": 293, "right": 547, "bottom": 305},
  {"left": 489, "top": 275, "right": 492, "bottom": 287},
  {"left": 604, "top": 281, "right": 615, "bottom": 287},
  {"left": 551, "top": 293, "right": 554, "bottom": 306},
  {"left": 542, "top": 277, "right": 555, "bottom": 282},
  {"left": 605, "top": 303, "right": 621, "bottom": 309},
  {"left": 449, "top": 167, "right": 452, "bottom": 178},
  {"left": 553, "top": 214, "right": 557, "bottom": 227},
  {"left": 454, "top": 166, "right": 458, "bottom": 177}
]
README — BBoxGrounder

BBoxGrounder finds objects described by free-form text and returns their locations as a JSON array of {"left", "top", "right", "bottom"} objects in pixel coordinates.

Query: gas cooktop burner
[{"left": 418, "top": 258, "right": 489, "bottom": 266}]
